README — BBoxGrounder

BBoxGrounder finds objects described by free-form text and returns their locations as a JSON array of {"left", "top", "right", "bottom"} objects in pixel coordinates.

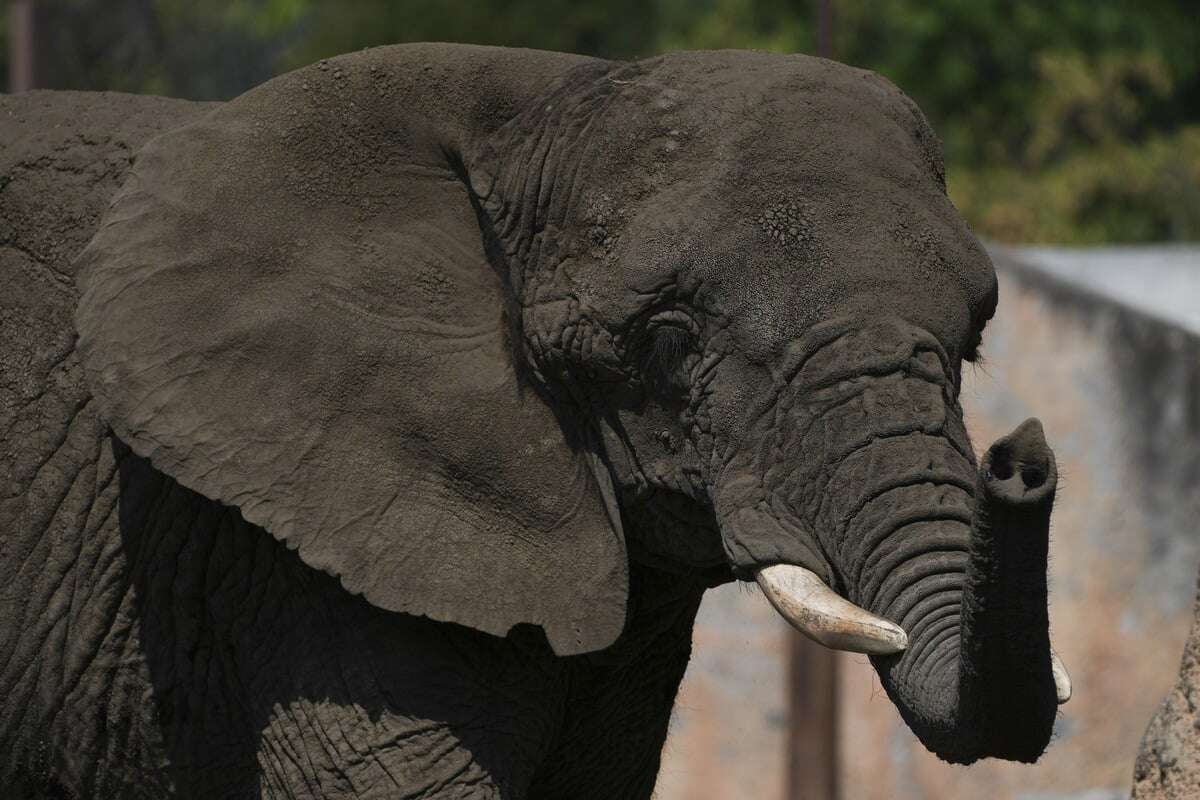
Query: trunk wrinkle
[
  {"left": 917, "top": 633, "right": 962, "bottom": 678},
  {"left": 796, "top": 360, "right": 946, "bottom": 397},
  {"left": 851, "top": 509, "right": 972, "bottom": 593},
  {"left": 837, "top": 472, "right": 974, "bottom": 544},
  {"left": 897, "top": 590, "right": 962, "bottom": 630},
  {"left": 773, "top": 324, "right": 857, "bottom": 387},
  {"left": 885, "top": 575, "right": 965, "bottom": 624},
  {"left": 912, "top": 614, "right": 964, "bottom": 653},
  {"left": 825, "top": 424, "right": 950, "bottom": 480},
  {"left": 820, "top": 430, "right": 973, "bottom": 492},
  {"left": 907, "top": 619, "right": 963, "bottom": 666},
  {"left": 902, "top": 600, "right": 961, "bottom": 639},
  {"left": 870, "top": 562, "right": 970, "bottom": 616},
  {"left": 862, "top": 538, "right": 971, "bottom": 606},
  {"left": 862, "top": 532, "right": 971, "bottom": 583},
  {"left": 785, "top": 383, "right": 949, "bottom": 480}
]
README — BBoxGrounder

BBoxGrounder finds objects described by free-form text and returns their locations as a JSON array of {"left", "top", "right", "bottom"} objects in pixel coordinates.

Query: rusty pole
[
  {"left": 787, "top": 634, "right": 839, "bottom": 800},
  {"left": 9, "top": 0, "right": 37, "bottom": 92}
]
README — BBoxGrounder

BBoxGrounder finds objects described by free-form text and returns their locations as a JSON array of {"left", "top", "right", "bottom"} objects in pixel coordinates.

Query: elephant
[{"left": 0, "top": 43, "right": 1071, "bottom": 799}]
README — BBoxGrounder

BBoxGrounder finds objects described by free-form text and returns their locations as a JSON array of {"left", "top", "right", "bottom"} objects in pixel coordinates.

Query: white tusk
[
  {"left": 754, "top": 563, "right": 908, "bottom": 655},
  {"left": 1051, "top": 651, "right": 1072, "bottom": 704}
]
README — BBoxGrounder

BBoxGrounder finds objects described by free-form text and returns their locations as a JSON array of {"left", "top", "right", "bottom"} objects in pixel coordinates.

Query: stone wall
[{"left": 656, "top": 247, "right": 1200, "bottom": 799}]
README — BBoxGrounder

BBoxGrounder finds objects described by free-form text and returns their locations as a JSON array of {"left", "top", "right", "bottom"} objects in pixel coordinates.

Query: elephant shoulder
[
  {"left": 0, "top": 90, "right": 216, "bottom": 287},
  {"left": 0, "top": 90, "right": 215, "bottom": 484}
]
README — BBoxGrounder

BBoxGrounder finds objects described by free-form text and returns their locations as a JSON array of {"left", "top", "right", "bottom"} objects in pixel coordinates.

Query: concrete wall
[{"left": 656, "top": 248, "right": 1200, "bottom": 799}]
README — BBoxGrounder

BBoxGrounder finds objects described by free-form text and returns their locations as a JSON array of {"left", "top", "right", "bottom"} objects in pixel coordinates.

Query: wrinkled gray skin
[
  {"left": 1133, "top": 568, "right": 1200, "bottom": 799},
  {"left": 1, "top": 45, "right": 1061, "bottom": 799}
]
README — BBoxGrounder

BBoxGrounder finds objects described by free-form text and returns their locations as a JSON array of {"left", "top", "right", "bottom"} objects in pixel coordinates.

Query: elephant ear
[{"left": 74, "top": 44, "right": 628, "bottom": 655}]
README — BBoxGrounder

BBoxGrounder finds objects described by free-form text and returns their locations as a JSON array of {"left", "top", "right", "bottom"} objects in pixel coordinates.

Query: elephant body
[
  {"left": 2, "top": 44, "right": 1068, "bottom": 797},
  {"left": 0, "top": 90, "right": 703, "bottom": 799},
  {"left": 0, "top": 90, "right": 206, "bottom": 795}
]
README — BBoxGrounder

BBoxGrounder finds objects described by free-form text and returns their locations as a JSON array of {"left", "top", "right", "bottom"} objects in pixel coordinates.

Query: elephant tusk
[
  {"left": 754, "top": 564, "right": 909, "bottom": 655},
  {"left": 1051, "top": 651, "right": 1072, "bottom": 704}
]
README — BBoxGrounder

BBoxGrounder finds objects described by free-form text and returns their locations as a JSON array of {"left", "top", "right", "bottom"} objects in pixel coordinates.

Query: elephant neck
[
  {"left": 535, "top": 561, "right": 706, "bottom": 795},
  {"left": 582, "top": 560, "right": 708, "bottom": 666}
]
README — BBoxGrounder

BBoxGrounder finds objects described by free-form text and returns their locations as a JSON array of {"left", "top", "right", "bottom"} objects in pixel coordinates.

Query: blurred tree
[
  {"left": 820, "top": 0, "right": 1200, "bottom": 242},
  {"left": 832, "top": 2, "right": 1193, "bottom": 162},
  {"left": 653, "top": 0, "right": 811, "bottom": 54},
  {"left": 4, "top": 0, "right": 1197, "bottom": 242},
  {"left": 5, "top": 0, "right": 304, "bottom": 98},
  {"left": 279, "top": 0, "right": 657, "bottom": 66}
]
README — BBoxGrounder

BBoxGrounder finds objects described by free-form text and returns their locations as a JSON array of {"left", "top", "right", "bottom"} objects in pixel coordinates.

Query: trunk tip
[{"left": 982, "top": 417, "right": 1057, "bottom": 503}]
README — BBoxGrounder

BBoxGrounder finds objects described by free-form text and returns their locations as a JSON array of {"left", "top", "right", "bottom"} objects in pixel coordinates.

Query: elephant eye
[
  {"left": 642, "top": 324, "right": 694, "bottom": 391},
  {"left": 964, "top": 279, "right": 998, "bottom": 363}
]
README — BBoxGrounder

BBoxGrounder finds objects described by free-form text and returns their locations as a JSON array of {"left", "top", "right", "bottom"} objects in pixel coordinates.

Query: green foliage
[
  {"left": 278, "top": 0, "right": 658, "bottom": 66},
  {"left": 948, "top": 47, "right": 1200, "bottom": 242},
  {"left": 952, "top": 126, "right": 1200, "bottom": 243},
  {"left": 822, "top": 1, "right": 1200, "bottom": 242},
  {"left": 654, "top": 0, "right": 812, "bottom": 54},
  {"left": 644, "top": 0, "right": 1200, "bottom": 242},
  {"left": 8, "top": 0, "right": 1198, "bottom": 243},
  {"left": 6, "top": 0, "right": 303, "bottom": 99}
]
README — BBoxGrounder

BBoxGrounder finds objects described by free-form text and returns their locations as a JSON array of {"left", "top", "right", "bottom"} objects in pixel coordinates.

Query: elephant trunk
[
  {"left": 712, "top": 321, "right": 1066, "bottom": 763},
  {"left": 868, "top": 419, "right": 1060, "bottom": 763}
]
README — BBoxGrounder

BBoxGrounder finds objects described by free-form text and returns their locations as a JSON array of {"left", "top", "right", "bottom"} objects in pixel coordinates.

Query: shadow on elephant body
[
  {"left": 114, "top": 437, "right": 559, "bottom": 796},
  {"left": 113, "top": 437, "right": 704, "bottom": 798}
]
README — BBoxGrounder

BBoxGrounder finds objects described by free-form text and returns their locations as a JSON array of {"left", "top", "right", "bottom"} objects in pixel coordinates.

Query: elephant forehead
[
  {"left": 602, "top": 163, "right": 993, "bottom": 347},
  {"left": 501, "top": 51, "right": 991, "bottom": 354},
  {"left": 564, "top": 53, "right": 975, "bottom": 264},
  {"left": 594, "top": 50, "right": 938, "bottom": 184}
]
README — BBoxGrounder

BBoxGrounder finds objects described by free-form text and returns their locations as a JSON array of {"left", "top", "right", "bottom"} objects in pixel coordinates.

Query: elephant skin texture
[
  {"left": 2, "top": 44, "right": 1064, "bottom": 798},
  {"left": 1133, "top": 570, "right": 1200, "bottom": 799}
]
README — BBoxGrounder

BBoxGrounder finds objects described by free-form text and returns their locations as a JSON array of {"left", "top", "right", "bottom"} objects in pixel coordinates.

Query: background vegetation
[{"left": 5, "top": 0, "right": 1197, "bottom": 243}]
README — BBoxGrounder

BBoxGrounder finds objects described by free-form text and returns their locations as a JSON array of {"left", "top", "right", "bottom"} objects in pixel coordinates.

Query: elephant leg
[{"left": 528, "top": 565, "right": 705, "bottom": 800}]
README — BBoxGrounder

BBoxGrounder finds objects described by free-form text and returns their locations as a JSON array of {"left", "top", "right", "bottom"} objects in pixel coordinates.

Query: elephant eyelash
[
  {"left": 964, "top": 319, "right": 990, "bottom": 363},
  {"left": 642, "top": 325, "right": 693, "bottom": 387},
  {"left": 965, "top": 281, "right": 998, "bottom": 363},
  {"left": 648, "top": 325, "right": 692, "bottom": 366}
]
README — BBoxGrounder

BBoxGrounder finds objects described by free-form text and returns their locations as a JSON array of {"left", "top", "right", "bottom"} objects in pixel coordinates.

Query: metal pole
[
  {"left": 787, "top": 634, "right": 839, "bottom": 799},
  {"left": 9, "top": 0, "right": 37, "bottom": 92}
]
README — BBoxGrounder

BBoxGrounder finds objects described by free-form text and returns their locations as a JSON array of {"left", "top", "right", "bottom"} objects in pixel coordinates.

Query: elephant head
[{"left": 74, "top": 44, "right": 1067, "bottom": 764}]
